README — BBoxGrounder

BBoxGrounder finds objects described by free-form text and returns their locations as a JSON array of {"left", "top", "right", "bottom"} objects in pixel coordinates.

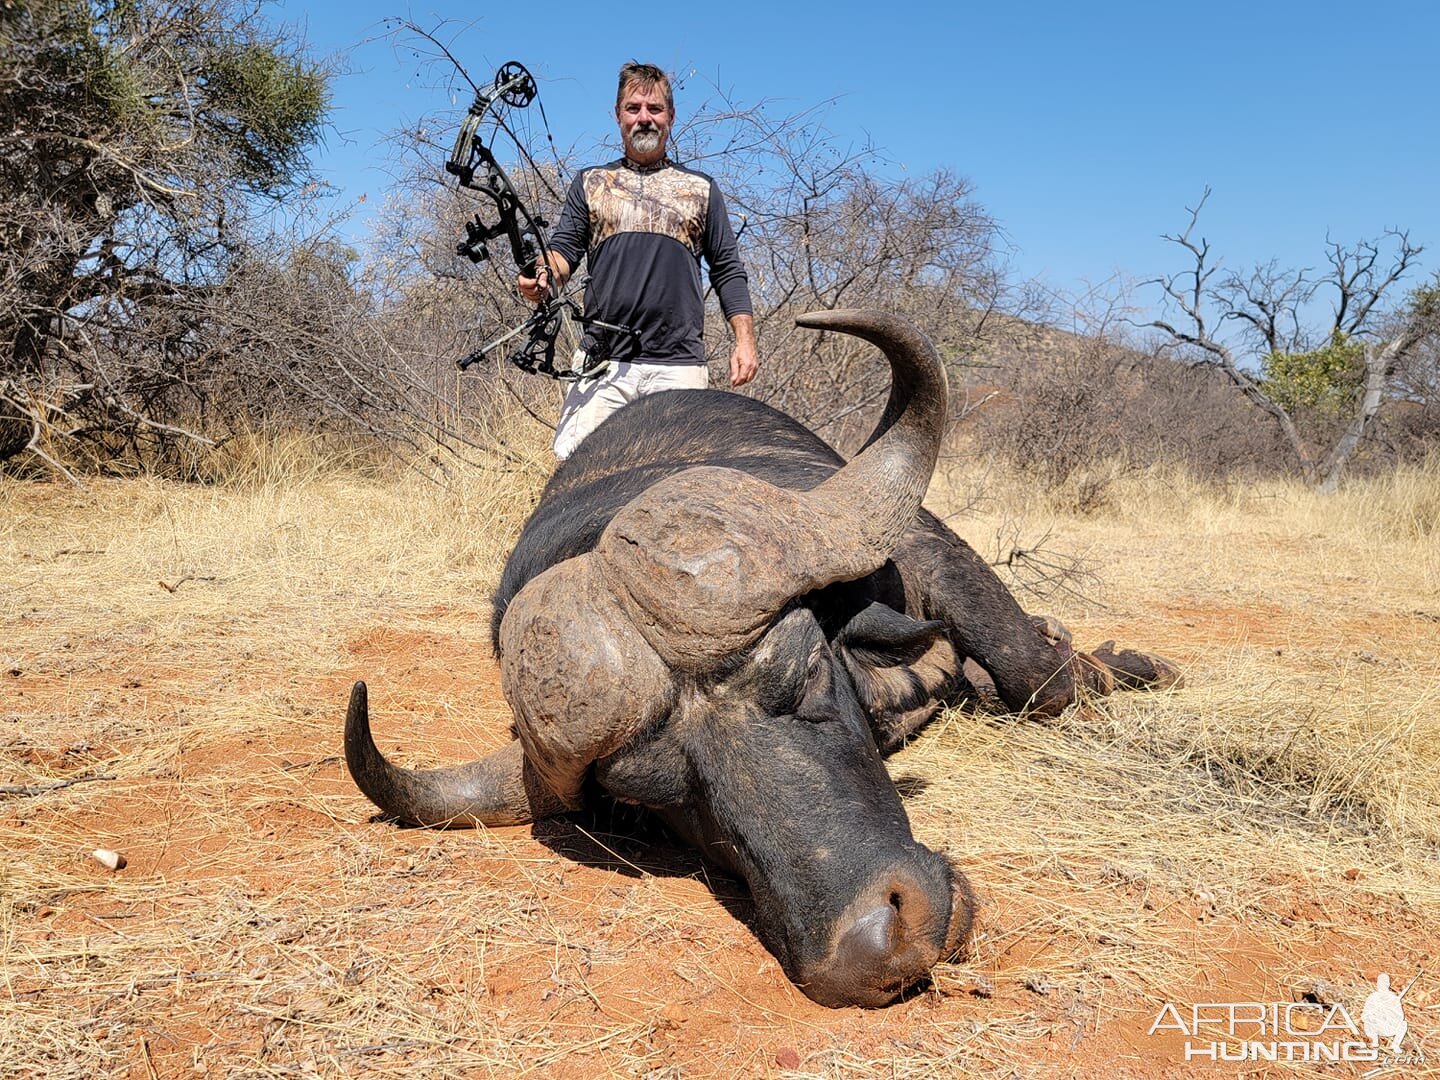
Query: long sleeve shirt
[{"left": 547, "top": 157, "right": 753, "bottom": 365}]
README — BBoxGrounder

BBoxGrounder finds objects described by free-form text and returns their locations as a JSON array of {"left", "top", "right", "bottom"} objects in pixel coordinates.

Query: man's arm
[
  {"left": 518, "top": 171, "right": 588, "bottom": 304},
  {"left": 729, "top": 313, "right": 757, "bottom": 387},
  {"left": 702, "top": 180, "right": 756, "bottom": 386}
]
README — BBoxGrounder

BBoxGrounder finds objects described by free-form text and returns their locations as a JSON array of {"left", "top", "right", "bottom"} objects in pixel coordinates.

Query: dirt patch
[
  {"left": 4, "top": 475, "right": 1439, "bottom": 1078},
  {"left": 5, "top": 620, "right": 1437, "bottom": 1078}
]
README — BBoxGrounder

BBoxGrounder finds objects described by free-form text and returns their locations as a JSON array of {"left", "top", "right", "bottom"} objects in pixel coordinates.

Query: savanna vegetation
[
  {"left": 4, "top": 4, "right": 1440, "bottom": 1077},
  {"left": 5, "top": 5, "right": 1437, "bottom": 489}
]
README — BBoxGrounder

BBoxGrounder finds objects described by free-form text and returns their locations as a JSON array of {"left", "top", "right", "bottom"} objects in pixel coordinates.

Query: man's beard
[{"left": 628, "top": 127, "right": 662, "bottom": 156}]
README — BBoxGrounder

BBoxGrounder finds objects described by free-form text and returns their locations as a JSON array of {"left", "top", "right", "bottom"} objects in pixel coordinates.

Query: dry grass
[{"left": 4, "top": 442, "right": 1440, "bottom": 1077}]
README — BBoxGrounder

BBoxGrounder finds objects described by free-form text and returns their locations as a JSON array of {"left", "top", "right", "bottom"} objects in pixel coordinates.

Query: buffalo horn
[
  {"left": 800, "top": 308, "right": 949, "bottom": 565},
  {"left": 344, "top": 681, "right": 566, "bottom": 827},
  {"left": 596, "top": 309, "right": 949, "bottom": 668},
  {"left": 497, "top": 554, "right": 677, "bottom": 807}
]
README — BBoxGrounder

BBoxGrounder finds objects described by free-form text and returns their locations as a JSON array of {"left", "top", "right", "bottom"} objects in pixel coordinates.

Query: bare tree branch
[{"left": 1146, "top": 192, "right": 1429, "bottom": 488}]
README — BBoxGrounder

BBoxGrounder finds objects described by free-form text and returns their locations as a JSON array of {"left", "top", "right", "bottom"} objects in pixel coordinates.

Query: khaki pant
[{"left": 553, "top": 361, "right": 709, "bottom": 459}]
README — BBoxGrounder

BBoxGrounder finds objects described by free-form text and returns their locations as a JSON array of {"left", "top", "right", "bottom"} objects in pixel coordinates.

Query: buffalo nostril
[
  {"left": 832, "top": 903, "right": 900, "bottom": 975},
  {"left": 796, "top": 869, "right": 956, "bottom": 1007}
]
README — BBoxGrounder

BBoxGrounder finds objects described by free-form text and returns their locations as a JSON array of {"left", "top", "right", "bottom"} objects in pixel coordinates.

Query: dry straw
[{"left": 3, "top": 441, "right": 1439, "bottom": 1077}]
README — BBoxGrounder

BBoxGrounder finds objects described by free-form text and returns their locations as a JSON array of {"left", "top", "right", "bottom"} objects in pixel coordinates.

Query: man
[{"left": 517, "top": 61, "right": 757, "bottom": 459}]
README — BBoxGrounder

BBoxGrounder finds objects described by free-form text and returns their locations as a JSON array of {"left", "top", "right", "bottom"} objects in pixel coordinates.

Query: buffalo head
[{"left": 345, "top": 309, "right": 973, "bottom": 1006}]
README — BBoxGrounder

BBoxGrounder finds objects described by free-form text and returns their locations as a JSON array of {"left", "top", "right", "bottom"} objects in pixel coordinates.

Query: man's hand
[
  {"left": 729, "top": 340, "right": 758, "bottom": 387},
  {"left": 728, "top": 314, "right": 758, "bottom": 387},
  {"left": 517, "top": 252, "right": 570, "bottom": 305},
  {"left": 517, "top": 267, "right": 549, "bottom": 305}
]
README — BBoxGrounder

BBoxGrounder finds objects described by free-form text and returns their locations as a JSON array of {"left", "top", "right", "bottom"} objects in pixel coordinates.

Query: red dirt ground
[{"left": 5, "top": 604, "right": 1438, "bottom": 1078}]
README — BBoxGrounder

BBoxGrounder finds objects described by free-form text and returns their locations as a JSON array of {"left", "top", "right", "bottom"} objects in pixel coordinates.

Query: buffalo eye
[
  {"left": 794, "top": 641, "right": 857, "bottom": 725},
  {"left": 740, "top": 609, "right": 853, "bottom": 724}
]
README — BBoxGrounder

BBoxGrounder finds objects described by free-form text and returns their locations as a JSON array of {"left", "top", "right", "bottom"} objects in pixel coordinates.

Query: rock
[{"left": 91, "top": 848, "right": 126, "bottom": 871}]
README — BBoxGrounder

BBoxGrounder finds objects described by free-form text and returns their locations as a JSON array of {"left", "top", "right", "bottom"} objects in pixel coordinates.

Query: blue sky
[{"left": 279, "top": 0, "right": 1439, "bottom": 319}]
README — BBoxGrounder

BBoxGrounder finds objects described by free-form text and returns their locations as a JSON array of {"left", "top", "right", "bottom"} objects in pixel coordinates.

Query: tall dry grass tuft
[
  {"left": 1311, "top": 452, "right": 1440, "bottom": 582},
  {"left": 172, "top": 428, "right": 393, "bottom": 490},
  {"left": 1079, "top": 452, "right": 1440, "bottom": 543},
  {"left": 1071, "top": 659, "right": 1440, "bottom": 848}
]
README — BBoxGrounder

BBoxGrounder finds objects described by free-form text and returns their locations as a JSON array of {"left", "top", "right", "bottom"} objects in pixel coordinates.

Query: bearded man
[{"left": 518, "top": 61, "right": 757, "bottom": 459}]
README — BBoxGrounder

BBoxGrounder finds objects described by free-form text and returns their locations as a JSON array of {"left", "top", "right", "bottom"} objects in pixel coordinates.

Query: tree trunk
[
  {"left": 0, "top": 305, "right": 50, "bottom": 464},
  {"left": 1318, "top": 327, "right": 1422, "bottom": 493},
  {"left": 1207, "top": 349, "right": 1318, "bottom": 484}
]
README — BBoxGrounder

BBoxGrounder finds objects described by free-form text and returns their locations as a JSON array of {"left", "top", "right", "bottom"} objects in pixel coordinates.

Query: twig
[
  {"left": 988, "top": 527, "right": 1104, "bottom": 606},
  {"left": 1035, "top": 831, "right": 1078, "bottom": 882},
  {"left": 158, "top": 574, "right": 219, "bottom": 593},
  {"left": 139, "top": 1034, "right": 160, "bottom": 1080},
  {"left": 0, "top": 773, "right": 117, "bottom": 798},
  {"left": 280, "top": 755, "right": 341, "bottom": 772},
  {"left": 339, "top": 1039, "right": 441, "bottom": 1059}
]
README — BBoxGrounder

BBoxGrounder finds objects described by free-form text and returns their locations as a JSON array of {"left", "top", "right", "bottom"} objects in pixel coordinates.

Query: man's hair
[{"left": 615, "top": 61, "right": 673, "bottom": 113}]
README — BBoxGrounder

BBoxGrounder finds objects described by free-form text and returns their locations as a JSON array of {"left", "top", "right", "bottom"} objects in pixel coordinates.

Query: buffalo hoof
[
  {"left": 1029, "top": 613, "right": 1073, "bottom": 648},
  {"left": 1071, "top": 651, "right": 1117, "bottom": 696},
  {"left": 1088, "top": 641, "right": 1184, "bottom": 691}
]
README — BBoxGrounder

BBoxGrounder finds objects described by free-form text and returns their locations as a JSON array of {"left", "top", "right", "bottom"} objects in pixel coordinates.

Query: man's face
[{"left": 616, "top": 82, "right": 672, "bottom": 165}]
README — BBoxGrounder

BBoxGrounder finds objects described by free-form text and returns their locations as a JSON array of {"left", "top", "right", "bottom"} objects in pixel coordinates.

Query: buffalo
[{"left": 345, "top": 309, "right": 1176, "bottom": 1007}]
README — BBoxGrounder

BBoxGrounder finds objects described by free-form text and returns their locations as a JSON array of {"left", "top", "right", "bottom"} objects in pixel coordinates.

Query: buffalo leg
[{"left": 894, "top": 516, "right": 1090, "bottom": 716}]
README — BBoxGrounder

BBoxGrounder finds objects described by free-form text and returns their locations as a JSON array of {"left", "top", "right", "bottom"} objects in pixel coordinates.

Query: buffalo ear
[
  {"left": 833, "top": 603, "right": 966, "bottom": 753},
  {"left": 835, "top": 602, "right": 950, "bottom": 668}
]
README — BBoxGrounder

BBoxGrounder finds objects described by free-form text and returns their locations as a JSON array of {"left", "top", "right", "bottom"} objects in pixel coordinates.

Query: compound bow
[{"left": 447, "top": 61, "right": 621, "bottom": 381}]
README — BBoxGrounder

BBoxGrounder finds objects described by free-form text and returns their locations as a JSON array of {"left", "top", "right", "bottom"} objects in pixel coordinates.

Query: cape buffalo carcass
[{"left": 345, "top": 309, "right": 1176, "bottom": 1008}]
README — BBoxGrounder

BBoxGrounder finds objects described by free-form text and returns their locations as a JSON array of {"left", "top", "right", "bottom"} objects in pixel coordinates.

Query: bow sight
[{"left": 447, "top": 61, "right": 608, "bottom": 381}]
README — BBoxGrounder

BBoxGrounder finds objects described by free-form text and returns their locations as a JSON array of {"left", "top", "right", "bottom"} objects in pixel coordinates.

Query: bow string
[{"left": 447, "top": 61, "right": 608, "bottom": 381}]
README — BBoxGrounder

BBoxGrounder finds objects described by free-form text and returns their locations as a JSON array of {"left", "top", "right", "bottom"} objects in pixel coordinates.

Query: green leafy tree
[
  {"left": 1260, "top": 330, "right": 1365, "bottom": 415},
  {"left": 0, "top": 0, "right": 328, "bottom": 471}
]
